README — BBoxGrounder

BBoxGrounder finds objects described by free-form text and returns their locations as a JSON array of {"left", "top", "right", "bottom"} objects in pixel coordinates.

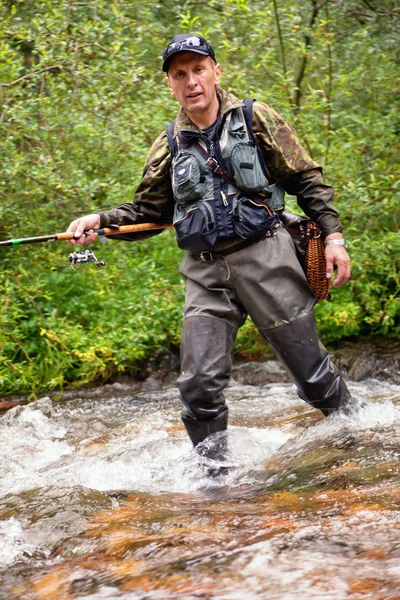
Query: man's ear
[
  {"left": 166, "top": 76, "right": 175, "bottom": 95},
  {"left": 214, "top": 63, "right": 221, "bottom": 85}
]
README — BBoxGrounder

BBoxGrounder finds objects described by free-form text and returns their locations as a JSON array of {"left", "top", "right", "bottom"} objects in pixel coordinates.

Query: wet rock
[
  {"left": 331, "top": 337, "right": 400, "bottom": 384},
  {"left": 1, "top": 396, "right": 53, "bottom": 425},
  {"left": 0, "top": 485, "right": 114, "bottom": 556},
  {"left": 139, "top": 347, "right": 180, "bottom": 389},
  {"left": 232, "top": 360, "right": 290, "bottom": 385},
  {"left": 232, "top": 337, "right": 400, "bottom": 386},
  {"left": 32, "top": 396, "right": 53, "bottom": 417},
  {"left": 142, "top": 347, "right": 180, "bottom": 376},
  {"left": 68, "top": 571, "right": 100, "bottom": 595},
  {"left": 102, "top": 381, "right": 140, "bottom": 395}
]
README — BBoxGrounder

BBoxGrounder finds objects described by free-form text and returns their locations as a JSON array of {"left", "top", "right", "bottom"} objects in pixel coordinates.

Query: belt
[{"left": 193, "top": 224, "right": 281, "bottom": 262}]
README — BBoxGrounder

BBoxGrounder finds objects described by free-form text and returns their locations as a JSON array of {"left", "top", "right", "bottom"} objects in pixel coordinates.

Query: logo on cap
[{"left": 162, "top": 34, "right": 216, "bottom": 72}]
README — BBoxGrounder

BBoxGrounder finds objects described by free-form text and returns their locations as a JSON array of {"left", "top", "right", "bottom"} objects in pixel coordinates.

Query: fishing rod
[{"left": 0, "top": 222, "right": 172, "bottom": 269}]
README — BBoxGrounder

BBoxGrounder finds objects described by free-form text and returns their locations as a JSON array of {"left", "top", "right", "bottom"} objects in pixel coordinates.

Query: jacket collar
[{"left": 173, "top": 86, "right": 244, "bottom": 137}]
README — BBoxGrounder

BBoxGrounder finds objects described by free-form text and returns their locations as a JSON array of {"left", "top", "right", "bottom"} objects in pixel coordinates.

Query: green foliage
[
  {"left": 0, "top": 230, "right": 184, "bottom": 395},
  {"left": 0, "top": 0, "right": 399, "bottom": 394}
]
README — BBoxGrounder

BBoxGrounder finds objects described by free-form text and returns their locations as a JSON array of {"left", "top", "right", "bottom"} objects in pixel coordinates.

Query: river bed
[{"left": 0, "top": 368, "right": 399, "bottom": 599}]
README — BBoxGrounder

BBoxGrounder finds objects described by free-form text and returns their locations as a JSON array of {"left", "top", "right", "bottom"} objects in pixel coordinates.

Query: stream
[{"left": 0, "top": 362, "right": 399, "bottom": 600}]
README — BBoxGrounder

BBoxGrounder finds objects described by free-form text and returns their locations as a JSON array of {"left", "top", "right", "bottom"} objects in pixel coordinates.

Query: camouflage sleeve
[
  {"left": 252, "top": 101, "right": 343, "bottom": 236},
  {"left": 98, "top": 131, "right": 174, "bottom": 240}
]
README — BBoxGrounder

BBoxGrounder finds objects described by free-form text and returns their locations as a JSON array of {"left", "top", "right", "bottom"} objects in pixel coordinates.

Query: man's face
[{"left": 167, "top": 52, "right": 221, "bottom": 120}]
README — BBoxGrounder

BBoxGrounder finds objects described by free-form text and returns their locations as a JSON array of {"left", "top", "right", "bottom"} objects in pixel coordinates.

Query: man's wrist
[
  {"left": 324, "top": 232, "right": 343, "bottom": 241},
  {"left": 98, "top": 212, "right": 115, "bottom": 228},
  {"left": 325, "top": 237, "right": 348, "bottom": 249}
]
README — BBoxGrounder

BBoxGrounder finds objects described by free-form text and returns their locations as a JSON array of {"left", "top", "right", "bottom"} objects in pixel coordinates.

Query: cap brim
[{"left": 162, "top": 48, "right": 213, "bottom": 72}]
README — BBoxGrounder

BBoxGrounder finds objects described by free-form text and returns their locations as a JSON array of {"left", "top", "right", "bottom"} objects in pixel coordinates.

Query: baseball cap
[{"left": 162, "top": 34, "right": 216, "bottom": 72}]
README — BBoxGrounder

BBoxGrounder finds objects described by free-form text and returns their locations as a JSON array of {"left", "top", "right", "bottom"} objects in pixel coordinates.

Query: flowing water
[{"left": 1, "top": 369, "right": 399, "bottom": 600}]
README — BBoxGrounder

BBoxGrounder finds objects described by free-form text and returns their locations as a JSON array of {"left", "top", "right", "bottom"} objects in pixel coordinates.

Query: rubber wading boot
[
  {"left": 178, "top": 315, "right": 237, "bottom": 476},
  {"left": 263, "top": 313, "right": 352, "bottom": 416},
  {"left": 178, "top": 315, "right": 237, "bottom": 442},
  {"left": 190, "top": 424, "right": 230, "bottom": 479},
  {"left": 181, "top": 411, "right": 229, "bottom": 448},
  {"left": 182, "top": 413, "right": 230, "bottom": 478}
]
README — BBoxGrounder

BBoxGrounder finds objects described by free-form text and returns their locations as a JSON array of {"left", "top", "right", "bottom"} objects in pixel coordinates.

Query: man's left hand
[{"left": 325, "top": 236, "right": 351, "bottom": 287}]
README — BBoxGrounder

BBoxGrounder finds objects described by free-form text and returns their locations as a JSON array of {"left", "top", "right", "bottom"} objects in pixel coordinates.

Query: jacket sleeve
[
  {"left": 98, "top": 131, "right": 174, "bottom": 240},
  {"left": 252, "top": 101, "right": 343, "bottom": 236}
]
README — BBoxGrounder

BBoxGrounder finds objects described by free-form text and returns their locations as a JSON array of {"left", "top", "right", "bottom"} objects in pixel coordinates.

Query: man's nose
[{"left": 186, "top": 72, "right": 196, "bottom": 87}]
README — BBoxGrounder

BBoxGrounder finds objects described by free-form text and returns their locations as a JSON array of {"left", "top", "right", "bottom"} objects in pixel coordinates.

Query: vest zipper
[
  {"left": 221, "top": 191, "right": 228, "bottom": 206},
  {"left": 205, "top": 138, "right": 230, "bottom": 213}
]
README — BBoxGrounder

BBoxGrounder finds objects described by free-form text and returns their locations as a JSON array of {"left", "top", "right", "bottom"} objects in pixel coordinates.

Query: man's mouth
[{"left": 187, "top": 92, "right": 202, "bottom": 100}]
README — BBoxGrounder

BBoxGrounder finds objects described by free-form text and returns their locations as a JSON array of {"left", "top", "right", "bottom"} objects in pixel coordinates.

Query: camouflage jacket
[{"left": 98, "top": 87, "right": 343, "bottom": 238}]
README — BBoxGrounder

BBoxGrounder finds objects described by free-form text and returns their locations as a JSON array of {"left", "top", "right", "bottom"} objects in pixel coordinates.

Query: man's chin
[{"left": 185, "top": 101, "right": 205, "bottom": 114}]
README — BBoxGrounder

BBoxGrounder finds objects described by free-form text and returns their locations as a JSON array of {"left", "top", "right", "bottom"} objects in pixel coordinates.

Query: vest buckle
[{"left": 199, "top": 251, "right": 214, "bottom": 262}]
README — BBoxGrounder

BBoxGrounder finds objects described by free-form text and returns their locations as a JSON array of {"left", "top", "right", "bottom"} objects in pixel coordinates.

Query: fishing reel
[{"left": 68, "top": 248, "right": 105, "bottom": 270}]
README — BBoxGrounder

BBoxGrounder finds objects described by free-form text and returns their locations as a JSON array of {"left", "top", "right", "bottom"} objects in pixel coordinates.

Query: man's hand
[
  {"left": 325, "top": 233, "right": 351, "bottom": 288},
  {"left": 67, "top": 214, "right": 101, "bottom": 245}
]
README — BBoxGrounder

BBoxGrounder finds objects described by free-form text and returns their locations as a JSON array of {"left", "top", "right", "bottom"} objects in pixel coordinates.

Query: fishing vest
[{"left": 167, "top": 99, "right": 285, "bottom": 252}]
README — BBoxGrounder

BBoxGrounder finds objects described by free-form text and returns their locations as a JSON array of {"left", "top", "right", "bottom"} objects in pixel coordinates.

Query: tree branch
[
  {"left": 0, "top": 65, "right": 62, "bottom": 88},
  {"left": 272, "top": 0, "right": 287, "bottom": 78},
  {"left": 324, "top": 3, "right": 333, "bottom": 163},
  {"left": 361, "top": 0, "right": 377, "bottom": 11},
  {"left": 293, "top": 0, "right": 330, "bottom": 110},
  {"left": 272, "top": 0, "right": 294, "bottom": 111}
]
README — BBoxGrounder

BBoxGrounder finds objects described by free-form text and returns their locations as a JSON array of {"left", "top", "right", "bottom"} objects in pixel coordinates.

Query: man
[{"left": 68, "top": 34, "right": 353, "bottom": 453}]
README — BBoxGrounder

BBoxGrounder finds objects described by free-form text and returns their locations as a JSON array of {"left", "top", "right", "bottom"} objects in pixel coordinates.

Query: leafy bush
[{"left": 0, "top": 231, "right": 184, "bottom": 395}]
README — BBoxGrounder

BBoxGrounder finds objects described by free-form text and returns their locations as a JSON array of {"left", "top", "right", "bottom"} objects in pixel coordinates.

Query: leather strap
[{"left": 193, "top": 141, "right": 237, "bottom": 187}]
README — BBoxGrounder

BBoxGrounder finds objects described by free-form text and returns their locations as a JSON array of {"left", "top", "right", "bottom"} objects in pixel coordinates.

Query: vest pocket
[
  {"left": 173, "top": 201, "right": 217, "bottom": 251},
  {"left": 232, "top": 194, "right": 278, "bottom": 239},
  {"left": 231, "top": 142, "right": 268, "bottom": 193},
  {"left": 268, "top": 183, "right": 285, "bottom": 211},
  {"left": 172, "top": 154, "right": 205, "bottom": 202}
]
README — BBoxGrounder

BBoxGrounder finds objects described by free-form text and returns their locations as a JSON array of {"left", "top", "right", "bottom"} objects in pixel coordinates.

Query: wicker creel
[{"left": 305, "top": 221, "right": 331, "bottom": 302}]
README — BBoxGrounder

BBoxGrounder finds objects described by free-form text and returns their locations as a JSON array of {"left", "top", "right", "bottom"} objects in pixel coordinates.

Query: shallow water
[{"left": 0, "top": 375, "right": 399, "bottom": 600}]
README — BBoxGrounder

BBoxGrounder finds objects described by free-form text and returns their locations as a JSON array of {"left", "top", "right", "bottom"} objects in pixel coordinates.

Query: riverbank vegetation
[{"left": 0, "top": 0, "right": 399, "bottom": 395}]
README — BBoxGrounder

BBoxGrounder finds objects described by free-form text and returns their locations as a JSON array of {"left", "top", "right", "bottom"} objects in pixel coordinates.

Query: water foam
[
  {"left": 0, "top": 398, "right": 72, "bottom": 496},
  {"left": 0, "top": 517, "right": 36, "bottom": 567}
]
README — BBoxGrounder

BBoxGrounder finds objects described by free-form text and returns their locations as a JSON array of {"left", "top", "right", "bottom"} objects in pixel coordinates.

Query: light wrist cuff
[{"left": 325, "top": 238, "right": 348, "bottom": 249}]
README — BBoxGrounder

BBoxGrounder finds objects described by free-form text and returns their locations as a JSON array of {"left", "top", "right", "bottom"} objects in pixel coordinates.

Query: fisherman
[{"left": 67, "top": 34, "right": 353, "bottom": 454}]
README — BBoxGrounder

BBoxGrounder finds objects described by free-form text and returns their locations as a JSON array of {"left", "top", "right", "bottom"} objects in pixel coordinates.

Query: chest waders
[{"left": 168, "top": 101, "right": 353, "bottom": 463}]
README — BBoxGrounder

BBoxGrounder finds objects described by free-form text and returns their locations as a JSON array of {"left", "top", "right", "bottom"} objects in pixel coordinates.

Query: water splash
[{"left": 0, "top": 398, "right": 72, "bottom": 496}]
